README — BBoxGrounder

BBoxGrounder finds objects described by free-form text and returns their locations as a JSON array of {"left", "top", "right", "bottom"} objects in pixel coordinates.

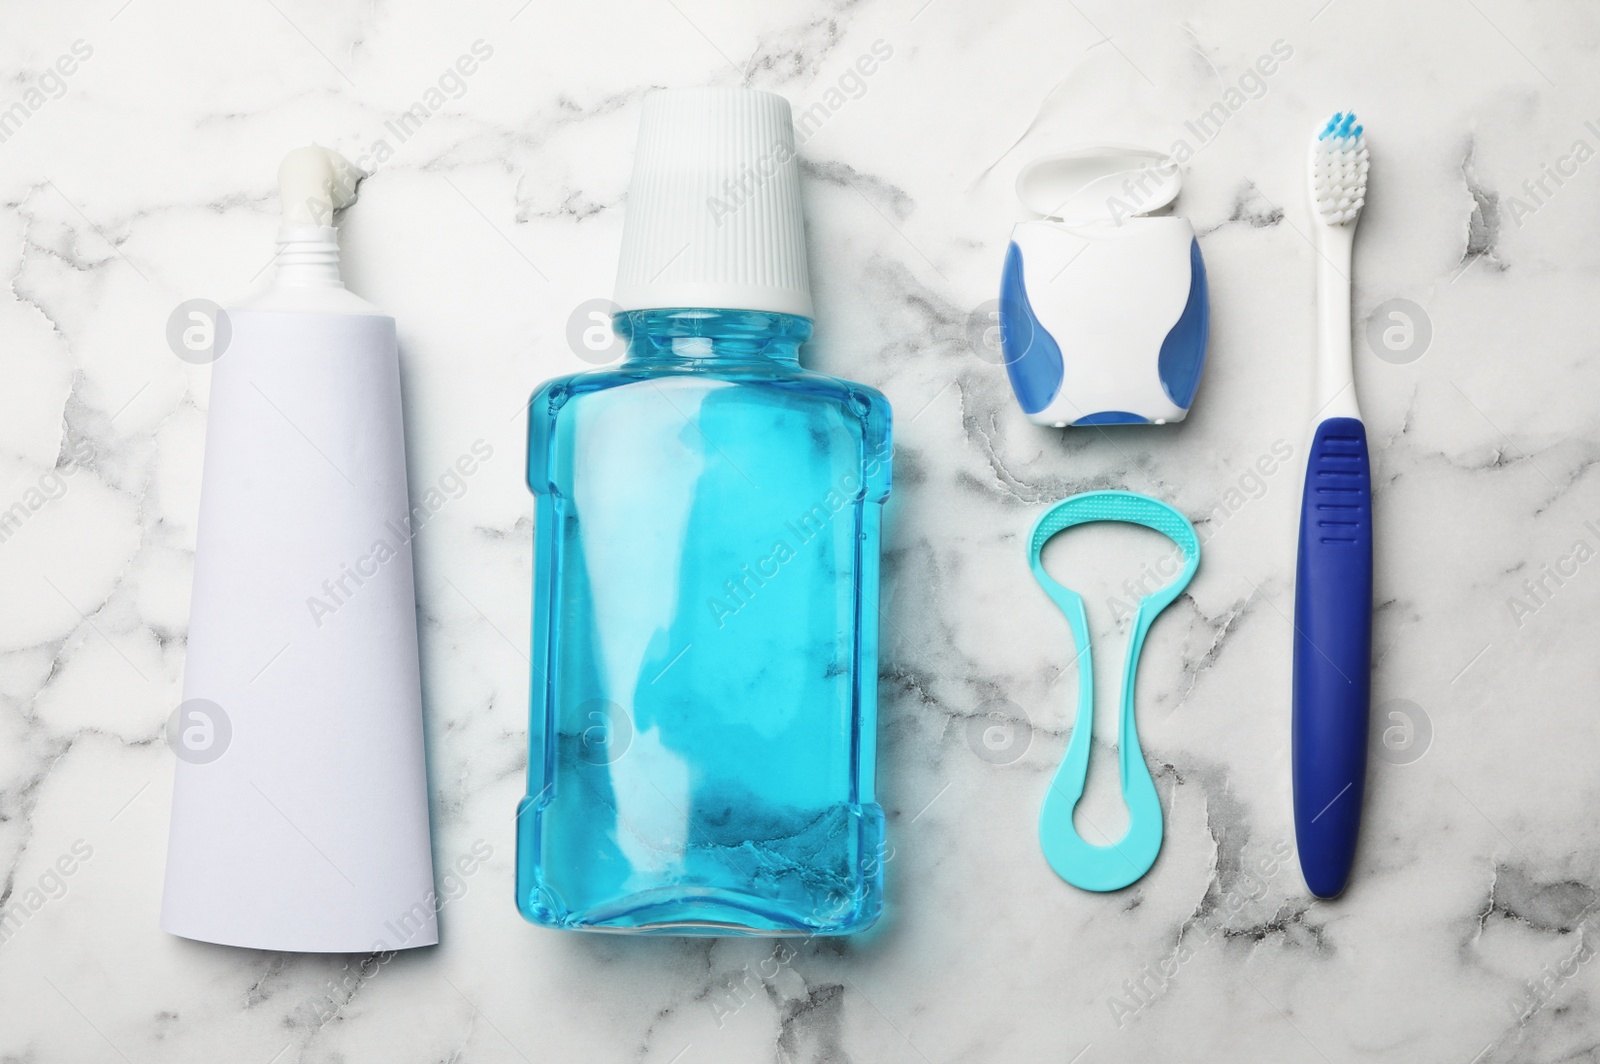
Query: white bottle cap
[{"left": 614, "top": 87, "right": 814, "bottom": 319}]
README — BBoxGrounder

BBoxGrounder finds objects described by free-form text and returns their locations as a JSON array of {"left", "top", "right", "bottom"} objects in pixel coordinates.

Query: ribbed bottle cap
[{"left": 614, "top": 87, "right": 813, "bottom": 318}]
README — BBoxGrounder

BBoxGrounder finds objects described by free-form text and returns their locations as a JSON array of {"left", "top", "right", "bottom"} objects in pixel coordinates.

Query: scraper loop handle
[{"left": 1027, "top": 491, "right": 1199, "bottom": 892}]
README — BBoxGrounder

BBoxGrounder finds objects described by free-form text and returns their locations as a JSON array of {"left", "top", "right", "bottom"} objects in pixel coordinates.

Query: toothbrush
[{"left": 1293, "top": 112, "right": 1373, "bottom": 900}]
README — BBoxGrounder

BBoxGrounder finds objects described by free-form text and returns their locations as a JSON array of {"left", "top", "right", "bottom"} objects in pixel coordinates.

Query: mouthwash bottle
[{"left": 517, "top": 87, "right": 891, "bottom": 935}]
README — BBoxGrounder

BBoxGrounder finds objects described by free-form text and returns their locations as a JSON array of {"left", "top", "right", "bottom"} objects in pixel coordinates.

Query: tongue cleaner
[{"left": 1029, "top": 491, "right": 1200, "bottom": 891}]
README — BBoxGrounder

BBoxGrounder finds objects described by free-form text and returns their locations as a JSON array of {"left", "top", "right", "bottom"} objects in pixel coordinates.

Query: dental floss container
[
  {"left": 999, "top": 146, "right": 1210, "bottom": 428},
  {"left": 161, "top": 147, "right": 438, "bottom": 952}
]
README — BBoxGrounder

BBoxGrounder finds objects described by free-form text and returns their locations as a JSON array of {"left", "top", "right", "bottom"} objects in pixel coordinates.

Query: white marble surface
[{"left": 3, "top": 0, "right": 1599, "bottom": 1061}]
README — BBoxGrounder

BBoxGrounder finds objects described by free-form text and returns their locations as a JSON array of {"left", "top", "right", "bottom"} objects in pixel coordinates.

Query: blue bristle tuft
[{"left": 1319, "top": 112, "right": 1363, "bottom": 142}]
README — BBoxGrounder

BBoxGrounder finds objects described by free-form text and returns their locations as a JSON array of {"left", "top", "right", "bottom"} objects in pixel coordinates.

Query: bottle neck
[
  {"left": 616, "top": 308, "right": 811, "bottom": 366},
  {"left": 273, "top": 225, "right": 345, "bottom": 288}
]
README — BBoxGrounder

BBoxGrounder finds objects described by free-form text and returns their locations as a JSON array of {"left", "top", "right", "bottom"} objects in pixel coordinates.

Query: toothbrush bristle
[{"left": 1310, "top": 110, "right": 1368, "bottom": 225}]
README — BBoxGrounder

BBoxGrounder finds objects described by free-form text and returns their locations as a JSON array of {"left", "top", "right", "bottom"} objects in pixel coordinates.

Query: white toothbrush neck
[{"left": 1314, "top": 222, "right": 1360, "bottom": 422}]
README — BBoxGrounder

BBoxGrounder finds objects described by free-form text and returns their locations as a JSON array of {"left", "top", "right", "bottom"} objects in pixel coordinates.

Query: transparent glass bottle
[{"left": 517, "top": 307, "right": 891, "bottom": 935}]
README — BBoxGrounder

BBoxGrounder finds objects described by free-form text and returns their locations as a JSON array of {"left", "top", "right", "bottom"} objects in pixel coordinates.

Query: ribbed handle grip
[{"left": 1292, "top": 416, "right": 1373, "bottom": 899}]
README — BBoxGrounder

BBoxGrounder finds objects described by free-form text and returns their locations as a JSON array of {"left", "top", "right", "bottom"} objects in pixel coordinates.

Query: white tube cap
[{"left": 614, "top": 87, "right": 814, "bottom": 318}]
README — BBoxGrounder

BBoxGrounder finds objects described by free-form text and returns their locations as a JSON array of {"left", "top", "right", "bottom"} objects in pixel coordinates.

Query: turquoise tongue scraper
[{"left": 1029, "top": 491, "right": 1200, "bottom": 891}]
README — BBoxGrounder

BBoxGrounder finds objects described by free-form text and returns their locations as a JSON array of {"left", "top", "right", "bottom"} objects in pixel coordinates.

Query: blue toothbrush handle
[{"left": 1292, "top": 417, "right": 1373, "bottom": 899}]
